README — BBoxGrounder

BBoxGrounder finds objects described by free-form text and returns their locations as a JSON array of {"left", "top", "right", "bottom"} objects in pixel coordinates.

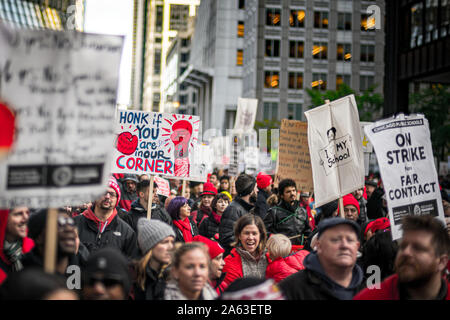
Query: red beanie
[
  {"left": 257, "top": 172, "right": 272, "bottom": 189},
  {"left": 200, "top": 182, "right": 217, "bottom": 196},
  {"left": 108, "top": 176, "right": 121, "bottom": 207},
  {"left": 364, "top": 217, "right": 390, "bottom": 236},
  {"left": 342, "top": 194, "right": 360, "bottom": 215},
  {"left": 193, "top": 235, "right": 224, "bottom": 259}
]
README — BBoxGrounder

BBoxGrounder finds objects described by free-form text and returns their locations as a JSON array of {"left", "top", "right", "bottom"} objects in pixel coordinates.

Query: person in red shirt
[{"left": 354, "top": 215, "right": 450, "bottom": 300}]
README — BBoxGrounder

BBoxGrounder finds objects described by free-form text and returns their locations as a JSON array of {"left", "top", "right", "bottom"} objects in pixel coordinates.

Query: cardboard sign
[
  {"left": 0, "top": 23, "right": 123, "bottom": 208},
  {"left": 365, "top": 114, "right": 445, "bottom": 240},
  {"left": 112, "top": 110, "right": 200, "bottom": 178},
  {"left": 154, "top": 176, "right": 170, "bottom": 197},
  {"left": 275, "top": 119, "right": 313, "bottom": 193},
  {"left": 304, "top": 95, "right": 365, "bottom": 207}
]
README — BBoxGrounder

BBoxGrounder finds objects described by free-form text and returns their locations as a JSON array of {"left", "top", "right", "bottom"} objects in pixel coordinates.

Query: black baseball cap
[{"left": 317, "top": 217, "right": 360, "bottom": 238}]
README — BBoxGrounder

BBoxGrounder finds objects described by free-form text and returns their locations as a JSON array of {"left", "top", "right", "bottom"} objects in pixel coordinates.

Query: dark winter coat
[
  {"left": 172, "top": 216, "right": 199, "bottom": 243},
  {"left": 279, "top": 252, "right": 365, "bottom": 300},
  {"left": 122, "top": 200, "right": 172, "bottom": 233},
  {"left": 254, "top": 188, "right": 270, "bottom": 220},
  {"left": 134, "top": 266, "right": 169, "bottom": 300},
  {"left": 263, "top": 200, "right": 312, "bottom": 245},
  {"left": 198, "top": 212, "right": 221, "bottom": 240},
  {"left": 191, "top": 205, "right": 212, "bottom": 227},
  {"left": 366, "top": 187, "right": 385, "bottom": 220},
  {"left": 218, "top": 198, "right": 254, "bottom": 255},
  {"left": 74, "top": 209, "right": 140, "bottom": 260},
  {"left": 357, "top": 197, "right": 368, "bottom": 226}
]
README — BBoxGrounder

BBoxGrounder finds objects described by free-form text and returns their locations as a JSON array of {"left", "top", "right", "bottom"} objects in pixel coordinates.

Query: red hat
[
  {"left": 193, "top": 235, "right": 224, "bottom": 259},
  {"left": 108, "top": 176, "right": 121, "bottom": 207},
  {"left": 256, "top": 172, "right": 272, "bottom": 189},
  {"left": 364, "top": 217, "right": 390, "bottom": 236},
  {"left": 342, "top": 194, "right": 360, "bottom": 215},
  {"left": 200, "top": 182, "right": 217, "bottom": 197}
]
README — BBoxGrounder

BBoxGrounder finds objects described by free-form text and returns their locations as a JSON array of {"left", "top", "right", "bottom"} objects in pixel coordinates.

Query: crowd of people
[{"left": 0, "top": 170, "right": 449, "bottom": 300}]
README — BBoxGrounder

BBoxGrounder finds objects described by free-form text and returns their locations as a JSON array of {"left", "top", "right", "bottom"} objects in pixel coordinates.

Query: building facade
[
  {"left": 0, "top": 0, "right": 84, "bottom": 31},
  {"left": 242, "top": 0, "right": 385, "bottom": 122}
]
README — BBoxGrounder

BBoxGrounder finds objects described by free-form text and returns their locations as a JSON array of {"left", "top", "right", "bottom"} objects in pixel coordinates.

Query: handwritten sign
[
  {"left": 234, "top": 98, "right": 258, "bottom": 133},
  {"left": 360, "top": 121, "right": 373, "bottom": 176},
  {"left": 365, "top": 114, "right": 445, "bottom": 240},
  {"left": 275, "top": 119, "right": 313, "bottom": 193},
  {"left": 154, "top": 176, "right": 170, "bottom": 197},
  {"left": 0, "top": 23, "right": 123, "bottom": 208},
  {"left": 112, "top": 110, "right": 200, "bottom": 178},
  {"left": 304, "top": 95, "right": 365, "bottom": 207}
]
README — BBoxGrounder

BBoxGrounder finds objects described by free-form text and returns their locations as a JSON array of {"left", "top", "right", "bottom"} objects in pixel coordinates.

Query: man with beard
[
  {"left": 219, "top": 173, "right": 258, "bottom": 256},
  {"left": 22, "top": 208, "right": 89, "bottom": 277},
  {"left": 75, "top": 176, "right": 139, "bottom": 260},
  {"left": 121, "top": 180, "right": 172, "bottom": 233},
  {"left": 354, "top": 215, "right": 450, "bottom": 300},
  {"left": 264, "top": 179, "right": 312, "bottom": 246}
]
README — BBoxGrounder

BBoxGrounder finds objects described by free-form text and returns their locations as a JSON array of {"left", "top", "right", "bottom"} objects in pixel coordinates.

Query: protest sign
[
  {"left": 229, "top": 134, "right": 241, "bottom": 176},
  {"left": 234, "top": 97, "right": 258, "bottom": 132},
  {"left": 275, "top": 119, "right": 313, "bottom": 193},
  {"left": 112, "top": 110, "right": 200, "bottom": 178},
  {"left": 360, "top": 121, "right": 374, "bottom": 176},
  {"left": 304, "top": 95, "right": 365, "bottom": 207},
  {"left": 0, "top": 23, "right": 124, "bottom": 208},
  {"left": 364, "top": 113, "right": 445, "bottom": 240},
  {"left": 154, "top": 176, "right": 170, "bottom": 197},
  {"left": 184, "top": 142, "right": 212, "bottom": 182}
]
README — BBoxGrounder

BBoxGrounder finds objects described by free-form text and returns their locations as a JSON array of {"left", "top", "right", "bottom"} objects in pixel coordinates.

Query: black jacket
[
  {"left": 172, "top": 216, "right": 199, "bottom": 243},
  {"left": 366, "top": 187, "right": 385, "bottom": 220},
  {"left": 198, "top": 213, "right": 220, "bottom": 240},
  {"left": 134, "top": 266, "right": 169, "bottom": 300},
  {"left": 263, "top": 200, "right": 312, "bottom": 245},
  {"left": 254, "top": 188, "right": 270, "bottom": 220},
  {"left": 122, "top": 200, "right": 172, "bottom": 233},
  {"left": 218, "top": 198, "right": 254, "bottom": 255},
  {"left": 279, "top": 252, "right": 365, "bottom": 300},
  {"left": 74, "top": 211, "right": 140, "bottom": 260}
]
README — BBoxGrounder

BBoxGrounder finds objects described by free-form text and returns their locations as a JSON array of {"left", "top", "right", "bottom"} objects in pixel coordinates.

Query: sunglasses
[
  {"left": 87, "top": 275, "right": 123, "bottom": 288},
  {"left": 57, "top": 216, "right": 75, "bottom": 227}
]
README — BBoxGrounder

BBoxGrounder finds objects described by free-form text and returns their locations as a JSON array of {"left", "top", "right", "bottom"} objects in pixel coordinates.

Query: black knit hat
[
  {"left": 235, "top": 174, "right": 256, "bottom": 197},
  {"left": 27, "top": 209, "right": 48, "bottom": 240},
  {"left": 83, "top": 247, "right": 131, "bottom": 295},
  {"left": 318, "top": 200, "right": 339, "bottom": 219}
]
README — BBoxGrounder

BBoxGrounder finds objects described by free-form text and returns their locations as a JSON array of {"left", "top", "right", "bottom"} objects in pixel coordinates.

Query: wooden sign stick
[
  {"left": 339, "top": 197, "right": 345, "bottom": 218},
  {"left": 147, "top": 175, "right": 154, "bottom": 219},
  {"left": 44, "top": 208, "right": 58, "bottom": 273},
  {"left": 182, "top": 180, "right": 187, "bottom": 198}
]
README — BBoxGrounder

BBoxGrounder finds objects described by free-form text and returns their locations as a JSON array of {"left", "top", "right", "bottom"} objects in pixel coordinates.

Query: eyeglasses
[
  {"left": 58, "top": 216, "right": 75, "bottom": 227},
  {"left": 104, "top": 191, "right": 118, "bottom": 198},
  {"left": 87, "top": 275, "right": 123, "bottom": 288}
]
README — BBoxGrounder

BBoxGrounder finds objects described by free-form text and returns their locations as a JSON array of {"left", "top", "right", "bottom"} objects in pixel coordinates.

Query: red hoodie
[
  {"left": 0, "top": 209, "right": 34, "bottom": 285},
  {"left": 82, "top": 207, "right": 118, "bottom": 233}
]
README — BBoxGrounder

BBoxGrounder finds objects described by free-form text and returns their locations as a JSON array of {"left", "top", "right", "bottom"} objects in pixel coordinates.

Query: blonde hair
[
  {"left": 134, "top": 248, "right": 170, "bottom": 291},
  {"left": 266, "top": 234, "right": 291, "bottom": 259}
]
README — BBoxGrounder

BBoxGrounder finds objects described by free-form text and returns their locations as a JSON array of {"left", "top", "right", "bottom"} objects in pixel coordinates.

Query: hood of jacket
[
  {"left": 234, "top": 197, "right": 255, "bottom": 212},
  {"left": 303, "top": 251, "right": 364, "bottom": 300},
  {"left": 0, "top": 209, "right": 34, "bottom": 266}
]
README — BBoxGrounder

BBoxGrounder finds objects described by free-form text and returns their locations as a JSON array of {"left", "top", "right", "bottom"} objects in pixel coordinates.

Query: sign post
[{"left": 147, "top": 175, "right": 154, "bottom": 220}]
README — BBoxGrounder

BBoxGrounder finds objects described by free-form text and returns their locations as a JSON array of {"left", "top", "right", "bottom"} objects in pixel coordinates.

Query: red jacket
[
  {"left": 0, "top": 209, "right": 34, "bottom": 285},
  {"left": 222, "top": 248, "right": 244, "bottom": 291},
  {"left": 266, "top": 250, "right": 309, "bottom": 283},
  {"left": 354, "top": 274, "right": 450, "bottom": 300}
]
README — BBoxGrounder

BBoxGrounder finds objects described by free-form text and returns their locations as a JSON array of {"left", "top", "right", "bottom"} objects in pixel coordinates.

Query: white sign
[
  {"left": 234, "top": 97, "right": 258, "bottom": 132},
  {"left": 0, "top": 23, "right": 124, "bottom": 208},
  {"left": 188, "top": 143, "right": 213, "bottom": 182},
  {"left": 365, "top": 114, "right": 445, "bottom": 240},
  {"left": 154, "top": 176, "right": 170, "bottom": 197},
  {"left": 304, "top": 95, "right": 365, "bottom": 207},
  {"left": 360, "top": 121, "right": 374, "bottom": 176}
]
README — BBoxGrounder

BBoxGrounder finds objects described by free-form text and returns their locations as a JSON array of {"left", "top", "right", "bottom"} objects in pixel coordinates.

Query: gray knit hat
[{"left": 137, "top": 218, "right": 176, "bottom": 254}]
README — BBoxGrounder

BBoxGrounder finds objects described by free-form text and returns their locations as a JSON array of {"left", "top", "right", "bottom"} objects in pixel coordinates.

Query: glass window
[
  {"left": 263, "top": 102, "right": 278, "bottom": 120},
  {"left": 264, "top": 71, "right": 280, "bottom": 88},
  {"left": 312, "top": 73, "right": 327, "bottom": 90},
  {"left": 361, "top": 44, "right": 375, "bottom": 62},
  {"left": 360, "top": 75, "right": 375, "bottom": 91},
  {"left": 337, "top": 74, "right": 351, "bottom": 89},
  {"left": 155, "top": 5, "right": 163, "bottom": 32},
  {"left": 288, "top": 72, "right": 303, "bottom": 89},
  {"left": 312, "top": 42, "right": 327, "bottom": 60},
  {"left": 266, "top": 8, "right": 281, "bottom": 27},
  {"left": 290, "top": 10, "right": 305, "bottom": 28},
  {"left": 337, "top": 43, "right": 352, "bottom": 61},
  {"left": 239, "top": 0, "right": 245, "bottom": 10},
  {"left": 314, "top": 11, "right": 328, "bottom": 29},
  {"left": 288, "top": 103, "right": 303, "bottom": 120},
  {"left": 154, "top": 49, "right": 161, "bottom": 75},
  {"left": 237, "top": 21, "right": 244, "bottom": 37},
  {"left": 289, "top": 41, "right": 304, "bottom": 58},
  {"left": 266, "top": 39, "right": 280, "bottom": 57},
  {"left": 338, "top": 12, "right": 352, "bottom": 30},
  {"left": 237, "top": 49, "right": 244, "bottom": 66},
  {"left": 361, "top": 13, "right": 375, "bottom": 31}
]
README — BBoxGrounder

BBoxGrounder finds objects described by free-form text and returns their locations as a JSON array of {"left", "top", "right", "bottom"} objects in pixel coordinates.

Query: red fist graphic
[{"left": 117, "top": 132, "right": 138, "bottom": 155}]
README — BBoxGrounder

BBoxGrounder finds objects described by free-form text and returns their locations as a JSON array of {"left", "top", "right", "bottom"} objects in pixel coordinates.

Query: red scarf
[
  {"left": 173, "top": 217, "right": 193, "bottom": 242},
  {"left": 83, "top": 207, "right": 117, "bottom": 233},
  {"left": 211, "top": 211, "right": 222, "bottom": 225}
]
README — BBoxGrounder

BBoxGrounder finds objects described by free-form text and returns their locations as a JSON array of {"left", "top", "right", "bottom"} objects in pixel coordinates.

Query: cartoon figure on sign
[
  {"left": 170, "top": 120, "right": 193, "bottom": 177},
  {"left": 0, "top": 101, "right": 15, "bottom": 159},
  {"left": 116, "top": 132, "right": 138, "bottom": 155}
]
